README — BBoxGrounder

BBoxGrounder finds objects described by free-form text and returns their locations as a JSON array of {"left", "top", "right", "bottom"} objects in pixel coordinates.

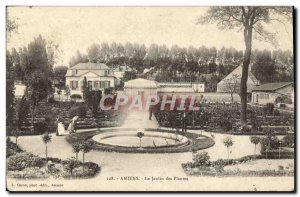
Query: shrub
[
  {"left": 69, "top": 105, "right": 88, "bottom": 118},
  {"left": 62, "top": 158, "right": 81, "bottom": 176},
  {"left": 273, "top": 109, "right": 280, "bottom": 116},
  {"left": 70, "top": 94, "right": 82, "bottom": 101},
  {"left": 264, "top": 103, "right": 275, "bottom": 115},
  {"left": 7, "top": 167, "right": 49, "bottom": 179},
  {"left": 281, "top": 135, "right": 294, "bottom": 148},
  {"left": 260, "top": 136, "right": 280, "bottom": 151},
  {"left": 72, "top": 162, "right": 100, "bottom": 177},
  {"left": 6, "top": 138, "right": 23, "bottom": 158},
  {"left": 193, "top": 151, "right": 210, "bottom": 168},
  {"left": 34, "top": 121, "right": 49, "bottom": 135},
  {"left": 7, "top": 153, "right": 45, "bottom": 171}
]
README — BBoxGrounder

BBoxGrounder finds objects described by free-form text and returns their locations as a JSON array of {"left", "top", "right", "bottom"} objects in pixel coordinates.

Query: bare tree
[
  {"left": 199, "top": 6, "right": 292, "bottom": 125},
  {"left": 223, "top": 74, "right": 240, "bottom": 103}
]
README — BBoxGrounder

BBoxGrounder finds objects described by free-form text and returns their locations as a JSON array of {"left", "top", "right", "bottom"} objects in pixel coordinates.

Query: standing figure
[
  {"left": 55, "top": 116, "right": 60, "bottom": 136},
  {"left": 68, "top": 116, "right": 79, "bottom": 133}
]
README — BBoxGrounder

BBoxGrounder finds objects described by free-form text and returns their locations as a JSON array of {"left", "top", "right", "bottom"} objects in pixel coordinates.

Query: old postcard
[{"left": 6, "top": 6, "right": 295, "bottom": 192}]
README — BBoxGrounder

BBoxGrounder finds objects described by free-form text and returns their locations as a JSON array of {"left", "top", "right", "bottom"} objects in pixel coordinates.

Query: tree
[
  {"left": 72, "top": 143, "right": 81, "bottom": 160},
  {"left": 223, "top": 136, "right": 234, "bottom": 159},
  {"left": 6, "top": 51, "right": 15, "bottom": 133},
  {"left": 53, "top": 66, "right": 68, "bottom": 87},
  {"left": 17, "top": 96, "right": 30, "bottom": 130},
  {"left": 42, "top": 132, "right": 52, "bottom": 159},
  {"left": 85, "top": 90, "right": 102, "bottom": 115},
  {"left": 12, "top": 130, "right": 19, "bottom": 145},
  {"left": 82, "top": 76, "right": 89, "bottom": 101},
  {"left": 252, "top": 50, "right": 276, "bottom": 83},
  {"left": 80, "top": 140, "right": 94, "bottom": 172},
  {"left": 87, "top": 43, "right": 100, "bottom": 63},
  {"left": 137, "top": 132, "right": 144, "bottom": 149},
  {"left": 200, "top": 6, "right": 292, "bottom": 125},
  {"left": 69, "top": 50, "right": 88, "bottom": 67},
  {"left": 250, "top": 136, "right": 261, "bottom": 154},
  {"left": 26, "top": 71, "right": 52, "bottom": 129},
  {"left": 62, "top": 157, "right": 80, "bottom": 177},
  {"left": 193, "top": 151, "right": 210, "bottom": 176},
  {"left": 223, "top": 74, "right": 240, "bottom": 103},
  {"left": 22, "top": 36, "right": 54, "bottom": 130},
  {"left": 65, "top": 85, "right": 70, "bottom": 101}
]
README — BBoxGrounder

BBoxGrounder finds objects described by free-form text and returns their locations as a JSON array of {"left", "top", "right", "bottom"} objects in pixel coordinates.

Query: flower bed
[{"left": 6, "top": 141, "right": 100, "bottom": 179}]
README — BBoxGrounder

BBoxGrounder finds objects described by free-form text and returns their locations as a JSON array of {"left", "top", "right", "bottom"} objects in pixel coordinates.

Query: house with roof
[
  {"left": 124, "top": 78, "right": 158, "bottom": 100},
  {"left": 251, "top": 82, "right": 294, "bottom": 105},
  {"left": 217, "top": 65, "right": 260, "bottom": 93},
  {"left": 65, "top": 62, "right": 115, "bottom": 97}
]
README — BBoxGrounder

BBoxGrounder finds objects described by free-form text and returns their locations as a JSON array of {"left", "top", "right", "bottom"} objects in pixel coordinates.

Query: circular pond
[{"left": 92, "top": 130, "right": 189, "bottom": 148}]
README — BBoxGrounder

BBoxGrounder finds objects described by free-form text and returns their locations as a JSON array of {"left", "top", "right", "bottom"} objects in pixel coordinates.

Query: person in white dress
[{"left": 67, "top": 116, "right": 79, "bottom": 133}]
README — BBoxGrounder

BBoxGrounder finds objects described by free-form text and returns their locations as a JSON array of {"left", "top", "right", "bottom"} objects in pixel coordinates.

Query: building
[
  {"left": 124, "top": 78, "right": 158, "bottom": 100},
  {"left": 124, "top": 78, "right": 205, "bottom": 100},
  {"left": 217, "top": 65, "right": 260, "bottom": 93},
  {"left": 251, "top": 82, "right": 294, "bottom": 105},
  {"left": 65, "top": 62, "right": 115, "bottom": 97},
  {"left": 157, "top": 82, "right": 205, "bottom": 96}
]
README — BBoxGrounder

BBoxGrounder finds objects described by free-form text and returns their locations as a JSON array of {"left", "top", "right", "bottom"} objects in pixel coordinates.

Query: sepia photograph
[{"left": 6, "top": 6, "right": 295, "bottom": 192}]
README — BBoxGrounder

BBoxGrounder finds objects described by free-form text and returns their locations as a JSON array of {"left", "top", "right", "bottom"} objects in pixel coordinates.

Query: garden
[
  {"left": 6, "top": 137, "right": 100, "bottom": 179},
  {"left": 154, "top": 102, "right": 294, "bottom": 135}
]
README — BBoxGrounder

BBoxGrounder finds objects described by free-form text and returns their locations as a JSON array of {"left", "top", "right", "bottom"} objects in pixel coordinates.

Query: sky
[{"left": 7, "top": 6, "right": 293, "bottom": 66}]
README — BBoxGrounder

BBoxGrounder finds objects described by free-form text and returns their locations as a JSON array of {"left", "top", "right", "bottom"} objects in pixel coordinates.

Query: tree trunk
[
  {"left": 31, "top": 106, "right": 35, "bottom": 130},
  {"left": 230, "top": 93, "right": 234, "bottom": 103},
  {"left": 139, "top": 138, "right": 142, "bottom": 148},
  {"left": 76, "top": 152, "right": 78, "bottom": 160},
  {"left": 241, "top": 26, "right": 253, "bottom": 126},
  {"left": 254, "top": 144, "right": 256, "bottom": 154},
  {"left": 227, "top": 147, "right": 229, "bottom": 159}
]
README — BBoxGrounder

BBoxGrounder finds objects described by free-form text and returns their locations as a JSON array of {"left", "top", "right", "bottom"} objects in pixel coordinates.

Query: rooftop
[
  {"left": 252, "top": 82, "right": 293, "bottom": 92},
  {"left": 69, "top": 62, "right": 110, "bottom": 70}
]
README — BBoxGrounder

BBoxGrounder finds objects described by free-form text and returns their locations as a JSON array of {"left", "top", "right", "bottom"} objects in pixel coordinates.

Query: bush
[
  {"left": 260, "top": 149, "right": 294, "bottom": 159},
  {"left": 264, "top": 103, "right": 275, "bottom": 115},
  {"left": 7, "top": 153, "right": 45, "bottom": 171},
  {"left": 72, "top": 162, "right": 100, "bottom": 177},
  {"left": 281, "top": 135, "right": 294, "bottom": 148},
  {"left": 34, "top": 121, "right": 49, "bottom": 134},
  {"left": 260, "top": 136, "right": 280, "bottom": 151},
  {"left": 7, "top": 167, "right": 49, "bottom": 179},
  {"left": 273, "top": 109, "right": 280, "bottom": 116},
  {"left": 193, "top": 152, "right": 210, "bottom": 168},
  {"left": 70, "top": 94, "right": 82, "bottom": 101},
  {"left": 6, "top": 138, "right": 23, "bottom": 158},
  {"left": 69, "top": 105, "right": 88, "bottom": 118}
]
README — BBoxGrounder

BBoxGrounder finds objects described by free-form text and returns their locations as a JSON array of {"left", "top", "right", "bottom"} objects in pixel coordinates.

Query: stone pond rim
[{"left": 66, "top": 128, "right": 215, "bottom": 154}]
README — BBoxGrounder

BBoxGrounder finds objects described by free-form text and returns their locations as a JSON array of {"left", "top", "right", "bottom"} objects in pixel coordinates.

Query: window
[
  {"left": 104, "top": 81, "right": 110, "bottom": 89},
  {"left": 94, "top": 81, "right": 100, "bottom": 90},
  {"left": 258, "top": 93, "right": 269, "bottom": 100},
  {"left": 70, "top": 81, "right": 78, "bottom": 90},
  {"left": 104, "top": 70, "right": 109, "bottom": 76},
  {"left": 100, "top": 81, "right": 110, "bottom": 89}
]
